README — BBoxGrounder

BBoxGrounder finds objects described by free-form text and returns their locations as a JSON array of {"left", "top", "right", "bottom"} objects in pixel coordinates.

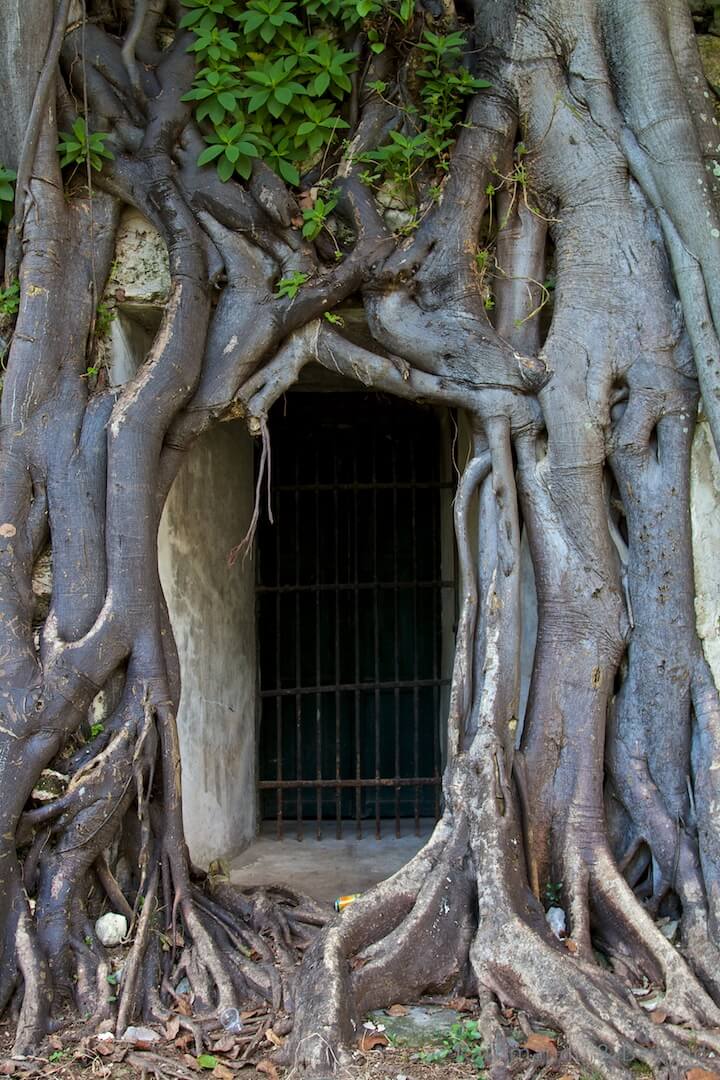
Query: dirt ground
[{"left": 0, "top": 999, "right": 614, "bottom": 1080}]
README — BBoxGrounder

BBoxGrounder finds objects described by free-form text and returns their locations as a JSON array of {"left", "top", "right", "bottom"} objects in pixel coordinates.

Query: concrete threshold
[{"left": 229, "top": 820, "right": 436, "bottom": 906}]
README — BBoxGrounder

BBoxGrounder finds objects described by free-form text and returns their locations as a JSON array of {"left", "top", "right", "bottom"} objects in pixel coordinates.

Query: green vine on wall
[{"left": 179, "top": 0, "right": 490, "bottom": 197}]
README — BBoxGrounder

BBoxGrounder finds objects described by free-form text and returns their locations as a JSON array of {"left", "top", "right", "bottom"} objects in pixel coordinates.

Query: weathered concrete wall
[
  {"left": 158, "top": 423, "right": 257, "bottom": 866},
  {"left": 691, "top": 413, "right": 720, "bottom": 685},
  {"left": 103, "top": 209, "right": 257, "bottom": 867}
]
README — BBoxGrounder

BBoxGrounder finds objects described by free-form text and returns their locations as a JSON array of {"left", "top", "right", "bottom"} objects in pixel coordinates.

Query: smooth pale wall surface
[
  {"left": 691, "top": 415, "right": 720, "bottom": 684},
  {"left": 158, "top": 423, "right": 258, "bottom": 866}
]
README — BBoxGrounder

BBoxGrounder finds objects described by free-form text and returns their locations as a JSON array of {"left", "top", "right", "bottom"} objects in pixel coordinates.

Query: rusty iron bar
[
  {"left": 258, "top": 777, "right": 441, "bottom": 789},
  {"left": 257, "top": 397, "right": 452, "bottom": 841}
]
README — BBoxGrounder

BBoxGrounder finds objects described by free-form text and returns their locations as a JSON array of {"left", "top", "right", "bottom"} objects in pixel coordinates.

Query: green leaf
[
  {"left": 278, "top": 158, "right": 300, "bottom": 184},
  {"left": 217, "top": 155, "right": 235, "bottom": 181},
  {"left": 235, "top": 156, "right": 254, "bottom": 179},
  {"left": 196, "top": 1055, "right": 218, "bottom": 1070},
  {"left": 197, "top": 143, "right": 225, "bottom": 166}
]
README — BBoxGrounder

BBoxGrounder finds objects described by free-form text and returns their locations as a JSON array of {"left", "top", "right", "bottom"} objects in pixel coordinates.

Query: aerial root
[
  {"left": 588, "top": 850, "right": 720, "bottom": 1029},
  {"left": 472, "top": 912, "right": 719, "bottom": 1080}
]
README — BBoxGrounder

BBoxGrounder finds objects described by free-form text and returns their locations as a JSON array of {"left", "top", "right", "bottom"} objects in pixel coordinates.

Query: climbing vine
[{"left": 180, "top": 0, "right": 490, "bottom": 193}]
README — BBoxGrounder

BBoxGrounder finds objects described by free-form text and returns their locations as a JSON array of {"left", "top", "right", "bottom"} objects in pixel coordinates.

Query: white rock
[
  {"left": 121, "top": 1026, "right": 160, "bottom": 1045},
  {"left": 545, "top": 906, "right": 566, "bottom": 938},
  {"left": 95, "top": 912, "right": 128, "bottom": 947}
]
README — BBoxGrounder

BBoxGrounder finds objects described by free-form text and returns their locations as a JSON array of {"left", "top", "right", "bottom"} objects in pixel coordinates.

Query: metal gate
[{"left": 256, "top": 393, "right": 452, "bottom": 840}]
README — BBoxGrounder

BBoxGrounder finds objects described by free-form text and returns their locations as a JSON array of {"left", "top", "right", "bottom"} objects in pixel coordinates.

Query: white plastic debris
[
  {"left": 95, "top": 912, "right": 128, "bottom": 947},
  {"left": 220, "top": 1007, "right": 243, "bottom": 1034},
  {"left": 121, "top": 1026, "right": 160, "bottom": 1045},
  {"left": 545, "top": 906, "right": 567, "bottom": 939},
  {"left": 96, "top": 1032, "right": 114, "bottom": 1042}
]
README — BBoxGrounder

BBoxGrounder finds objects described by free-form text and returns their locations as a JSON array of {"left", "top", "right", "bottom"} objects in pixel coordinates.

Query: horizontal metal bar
[
  {"left": 257, "top": 777, "right": 441, "bottom": 789},
  {"left": 257, "top": 580, "right": 455, "bottom": 594},
  {"left": 260, "top": 677, "right": 451, "bottom": 698},
  {"left": 270, "top": 481, "right": 453, "bottom": 493}
]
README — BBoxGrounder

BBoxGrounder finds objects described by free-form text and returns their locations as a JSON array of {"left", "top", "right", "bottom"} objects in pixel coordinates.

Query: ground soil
[{"left": 0, "top": 999, "right": 628, "bottom": 1080}]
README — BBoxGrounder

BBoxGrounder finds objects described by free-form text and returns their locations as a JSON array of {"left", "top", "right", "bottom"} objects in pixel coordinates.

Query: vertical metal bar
[
  {"left": 275, "top": 480, "right": 283, "bottom": 840},
  {"left": 334, "top": 445, "right": 342, "bottom": 839},
  {"left": 315, "top": 443, "right": 322, "bottom": 841},
  {"left": 354, "top": 448, "right": 362, "bottom": 840},
  {"left": 431, "top": 459, "right": 441, "bottom": 822},
  {"left": 392, "top": 439, "right": 401, "bottom": 838},
  {"left": 295, "top": 455, "right": 303, "bottom": 842},
  {"left": 373, "top": 429, "right": 381, "bottom": 841},
  {"left": 411, "top": 439, "right": 420, "bottom": 836}
]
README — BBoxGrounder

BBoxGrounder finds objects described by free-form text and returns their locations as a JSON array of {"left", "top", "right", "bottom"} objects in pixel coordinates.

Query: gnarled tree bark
[{"left": 2, "top": 0, "right": 720, "bottom": 1076}]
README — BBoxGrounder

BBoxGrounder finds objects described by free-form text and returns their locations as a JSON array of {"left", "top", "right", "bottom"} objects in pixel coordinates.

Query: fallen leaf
[
  {"left": 386, "top": 1004, "right": 408, "bottom": 1017},
  {"left": 94, "top": 1041, "right": 114, "bottom": 1057},
  {"left": 447, "top": 997, "right": 476, "bottom": 1013},
  {"left": 257, "top": 1059, "right": 280, "bottom": 1080},
  {"left": 183, "top": 1053, "right": 201, "bottom": 1070},
  {"left": 165, "top": 1016, "right": 182, "bottom": 1040},
  {"left": 265, "top": 1029, "right": 285, "bottom": 1048},
  {"left": 686, "top": 1071, "right": 720, "bottom": 1080},
  {"left": 211, "top": 1036, "right": 236, "bottom": 1053},
  {"left": 522, "top": 1033, "right": 558, "bottom": 1059},
  {"left": 212, "top": 1066, "right": 234, "bottom": 1080},
  {"left": 358, "top": 1032, "right": 389, "bottom": 1052},
  {"left": 564, "top": 938, "right": 578, "bottom": 954},
  {"left": 650, "top": 1008, "right": 668, "bottom": 1024},
  {"left": 176, "top": 994, "right": 193, "bottom": 1016},
  {"left": 0, "top": 1063, "right": 16, "bottom": 1075}
]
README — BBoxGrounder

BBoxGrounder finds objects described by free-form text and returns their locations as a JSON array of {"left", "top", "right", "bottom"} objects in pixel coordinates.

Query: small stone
[
  {"left": 545, "top": 906, "right": 566, "bottom": 938},
  {"left": 658, "top": 918, "right": 679, "bottom": 942},
  {"left": 95, "top": 912, "right": 128, "bottom": 947},
  {"left": 31, "top": 769, "right": 68, "bottom": 802},
  {"left": 121, "top": 1025, "right": 160, "bottom": 1046}
]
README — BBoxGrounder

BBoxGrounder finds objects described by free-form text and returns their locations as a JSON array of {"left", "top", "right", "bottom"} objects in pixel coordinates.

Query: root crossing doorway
[{"left": 256, "top": 392, "right": 453, "bottom": 840}]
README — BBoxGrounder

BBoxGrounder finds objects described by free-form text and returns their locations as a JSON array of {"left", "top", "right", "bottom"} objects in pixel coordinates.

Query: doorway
[{"left": 256, "top": 393, "right": 453, "bottom": 840}]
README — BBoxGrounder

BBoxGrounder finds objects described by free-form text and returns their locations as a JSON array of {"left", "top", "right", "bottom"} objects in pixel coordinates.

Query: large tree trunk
[{"left": 2, "top": 0, "right": 720, "bottom": 1076}]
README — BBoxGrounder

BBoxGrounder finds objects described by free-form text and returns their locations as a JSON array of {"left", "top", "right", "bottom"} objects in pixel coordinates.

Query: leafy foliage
[
  {"left": 180, "top": 0, "right": 371, "bottom": 185},
  {"left": 179, "top": 0, "right": 492, "bottom": 236},
  {"left": 355, "top": 29, "right": 490, "bottom": 192},
  {"left": 57, "top": 119, "right": 115, "bottom": 173},
  {"left": 274, "top": 270, "right": 309, "bottom": 298},
  {"left": 418, "top": 1020, "right": 486, "bottom": 1072},
  {"left": 95, "top": 303, "right": 116, "bottom": 340},
  {"left": 0, "top": 165, "right": 16, "bottom": 224},
  {"left": 0, "top": 280, "right": 20, "bottom": 318},
  {"left": 301, "top": 189, "right": 338, "bottom": 238}
]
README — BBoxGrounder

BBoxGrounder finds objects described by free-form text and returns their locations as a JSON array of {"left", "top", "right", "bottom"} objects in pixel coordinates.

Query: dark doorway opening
[{"left": 256, "top": 393, "right": 452, "bottom": 839}]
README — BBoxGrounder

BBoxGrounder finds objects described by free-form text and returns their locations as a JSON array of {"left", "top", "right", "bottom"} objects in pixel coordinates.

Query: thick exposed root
[{"left": 473, "top": 910, "right": 718, "bottom": 1080}]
